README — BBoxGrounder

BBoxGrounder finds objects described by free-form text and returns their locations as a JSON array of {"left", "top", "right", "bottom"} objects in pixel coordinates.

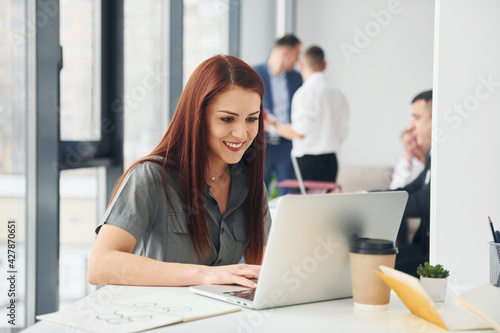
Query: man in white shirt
[{"left": 266, "top": 46, "right": 348, "bottom": 182}]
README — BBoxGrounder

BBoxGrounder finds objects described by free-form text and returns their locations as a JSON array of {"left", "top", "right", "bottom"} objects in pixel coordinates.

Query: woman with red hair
[{"left": 88, "top": 55, "right": 269, "bottom": 289}]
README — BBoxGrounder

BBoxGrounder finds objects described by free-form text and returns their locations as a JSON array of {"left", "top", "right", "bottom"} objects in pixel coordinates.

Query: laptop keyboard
[{"left": 223, "top": 289, "right": 255, "bottom": 301}]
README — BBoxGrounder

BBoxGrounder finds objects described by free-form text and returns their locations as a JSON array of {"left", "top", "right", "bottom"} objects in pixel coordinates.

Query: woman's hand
[{"left": 202, "top": 264, "right": 261, "bottom": 289}]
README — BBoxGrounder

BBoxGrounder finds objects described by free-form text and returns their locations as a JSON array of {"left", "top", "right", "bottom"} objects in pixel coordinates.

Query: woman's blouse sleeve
[{"left": 95, "top": 162, "right": 164, "bottom": 241}]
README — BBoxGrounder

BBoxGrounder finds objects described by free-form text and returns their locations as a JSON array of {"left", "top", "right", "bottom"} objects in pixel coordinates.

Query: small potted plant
[{"left": 416, "top": 262, "right": 450, "bottom": 302}]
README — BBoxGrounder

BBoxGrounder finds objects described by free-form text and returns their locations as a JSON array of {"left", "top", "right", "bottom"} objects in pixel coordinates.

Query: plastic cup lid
[{"left": 350, "top": 237, "right": 398, "bottom": 255}]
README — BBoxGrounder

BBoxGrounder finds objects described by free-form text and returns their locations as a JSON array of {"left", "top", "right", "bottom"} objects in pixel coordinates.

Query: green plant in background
[
  {"left": 416, "top": 262, "right": 450, "bottom": 278},
  {"left": 269, "top": 173, "right": 279, "bottom": 199}
]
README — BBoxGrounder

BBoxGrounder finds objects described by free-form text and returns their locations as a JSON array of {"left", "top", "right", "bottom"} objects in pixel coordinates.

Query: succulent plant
[{"left": 416, "top": 262, "right": 450, "bottom": 278}]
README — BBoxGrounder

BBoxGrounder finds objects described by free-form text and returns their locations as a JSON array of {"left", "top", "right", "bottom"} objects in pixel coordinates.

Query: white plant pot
[{"left": 420, "top": 277, "right": 447, "bottom": 302}]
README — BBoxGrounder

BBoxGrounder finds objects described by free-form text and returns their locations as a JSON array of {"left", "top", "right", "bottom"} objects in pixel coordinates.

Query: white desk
[{"left": 22, "top": 286, "right": 495, "bottom": 333}]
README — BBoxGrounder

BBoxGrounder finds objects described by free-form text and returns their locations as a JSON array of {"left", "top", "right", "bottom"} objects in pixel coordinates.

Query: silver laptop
[{"left": 190, "top": 191, "right": 408, "bottom": 309}]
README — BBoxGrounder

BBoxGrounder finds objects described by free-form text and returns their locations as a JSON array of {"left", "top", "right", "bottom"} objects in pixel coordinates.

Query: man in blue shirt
[{"left": 254, "top": 34, "right": 303, "bottom": 196}]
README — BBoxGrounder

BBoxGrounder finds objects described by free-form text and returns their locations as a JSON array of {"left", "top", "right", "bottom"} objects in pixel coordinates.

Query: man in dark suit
[
  {"left": 254, "top": 34, "right": 303, "bottom": 196},
  {"left": 393, "top": 90, "right": 433, "bottom": 277}
]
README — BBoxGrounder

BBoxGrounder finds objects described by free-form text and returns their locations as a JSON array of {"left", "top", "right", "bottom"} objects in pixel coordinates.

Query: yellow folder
[{"left": 377, "top": 265, "right": 491, "bottom": 331}]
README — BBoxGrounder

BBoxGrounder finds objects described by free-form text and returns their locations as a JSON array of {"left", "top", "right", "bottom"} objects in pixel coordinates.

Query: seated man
[{"left": 391, "top": 90, "right": 433, "bottom": 277}]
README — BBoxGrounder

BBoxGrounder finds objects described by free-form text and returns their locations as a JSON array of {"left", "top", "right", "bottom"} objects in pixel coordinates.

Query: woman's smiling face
[{"left": 205, "top": 86, "right": 261, "bottom": 168}]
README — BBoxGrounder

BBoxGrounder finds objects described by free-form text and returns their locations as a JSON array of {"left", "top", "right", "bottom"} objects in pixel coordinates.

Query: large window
[
  {"left": 0, "top": 0, "right": 27, "bottom": 328},
  {"left": 183, "top": 0, "right": 229, "bottom": 84},
  {"left": 124, "top": 0, "right": 169, "bottom": 168},
  {"left": 59, "top": 168, "right": 101, "bottom": 308},
  {"left": 58, "top": 0, "right": 102, "bottom": 309},
  {"left": 0, "top": 0, "right": 238, "bottom": 325},
  {"left": 60, "top": 0, "right": 101, "bottom": 141}
]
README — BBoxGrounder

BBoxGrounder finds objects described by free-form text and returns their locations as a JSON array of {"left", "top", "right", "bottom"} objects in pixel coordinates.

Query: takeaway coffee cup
[{"left": 349, "top": 237, "right": 398, "bottom": 311}]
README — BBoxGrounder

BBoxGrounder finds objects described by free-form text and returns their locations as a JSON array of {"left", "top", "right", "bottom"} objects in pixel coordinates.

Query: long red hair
[{"left": 108, "top": 55, "right": 266, "bottom": 264}]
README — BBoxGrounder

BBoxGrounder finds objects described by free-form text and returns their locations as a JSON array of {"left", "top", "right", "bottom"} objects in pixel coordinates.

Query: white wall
[
  {"left": 296, "top": 0, "right": 435, "bottom": 167},
  {"left": 432, "top": 0, "right": 500, "bottom": 287}
]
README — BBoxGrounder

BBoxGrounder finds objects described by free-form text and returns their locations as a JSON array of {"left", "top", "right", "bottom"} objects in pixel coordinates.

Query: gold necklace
[{"left": 207, "top": 166, "right": 229, "bottom": 183}]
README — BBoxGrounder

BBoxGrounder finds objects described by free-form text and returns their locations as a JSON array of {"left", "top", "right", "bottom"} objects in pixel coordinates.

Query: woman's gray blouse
[{"left": 96, "top": 160, "right": 271, "bottom": 266}]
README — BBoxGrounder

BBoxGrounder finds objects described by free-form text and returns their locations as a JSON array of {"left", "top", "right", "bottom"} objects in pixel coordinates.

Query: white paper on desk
[
  {"left": 36, "top": 288, "right": 241, "bottom": 333},
  {"left": 455, "top": 283, "right": 500, "bottom": 332},
  {"left": 435, "top": 302, "right": 491, "bottom": 331}
]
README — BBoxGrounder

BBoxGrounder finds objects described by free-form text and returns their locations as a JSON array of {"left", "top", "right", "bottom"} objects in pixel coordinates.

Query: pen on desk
[
  {"left": 488, "top": 216, "right": 498, "bottom": 242},
  {"left": 489, "top": 216, "right": 499, "bottom": 243},
  {"left": 491, "top": 220, "right": 500, "bottom": 287}
]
